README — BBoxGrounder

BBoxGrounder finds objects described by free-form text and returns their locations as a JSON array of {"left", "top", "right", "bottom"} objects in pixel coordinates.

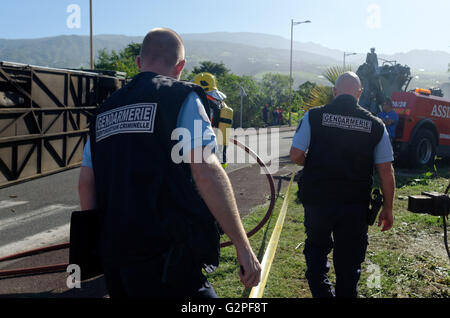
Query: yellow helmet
[{"left": 193, "top": 73, "right": 218, "bottom": 92}]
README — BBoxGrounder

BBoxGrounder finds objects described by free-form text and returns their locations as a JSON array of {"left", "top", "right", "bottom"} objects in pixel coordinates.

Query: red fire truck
[{"left": 392, "top": 89, "right": 450, "bottom": 167}]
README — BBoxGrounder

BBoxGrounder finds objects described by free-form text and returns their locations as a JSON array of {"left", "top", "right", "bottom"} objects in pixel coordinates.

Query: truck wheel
[{"left": 410, "top": 130, "right": 437, "bottom": 168}]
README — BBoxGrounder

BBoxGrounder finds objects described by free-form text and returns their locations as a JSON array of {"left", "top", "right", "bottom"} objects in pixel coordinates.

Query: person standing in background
[{"left": 378, "top": 98, "right": 399, "bottom": 143}]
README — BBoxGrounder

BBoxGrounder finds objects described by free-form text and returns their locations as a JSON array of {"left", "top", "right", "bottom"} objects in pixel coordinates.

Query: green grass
[{"left": 207, "top": 168, "right": 450, "bottom": 298}]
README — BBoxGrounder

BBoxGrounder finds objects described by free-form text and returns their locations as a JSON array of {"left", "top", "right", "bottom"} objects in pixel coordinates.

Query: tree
[
  {"left": 218, "top": 74, "right": 266, "bottom": 128},
  {"left": 305, "top": 66, "right": 348, "bottom": 110},
  {"left": 260, "top": 73, "right": 291, "bottom": 110},
  {"left": 181, "top": 69, "right": 195, "bottom": 82},
  {"left": 293, "top": 81, "right": 316, "bottom": 114},
  {"left": 95, "top": 43, "right": 141, "bottom": 77},
  {"left": 192, "top": 61, "right": 230, "bottom": 78},
  {"left": 296, "top": 81, "right": 317, "bottom": 100}
]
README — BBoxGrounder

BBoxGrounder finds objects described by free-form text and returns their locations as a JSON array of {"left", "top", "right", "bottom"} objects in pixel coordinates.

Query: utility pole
[
  {"left": 90, "top": 0, "right": 94, "bottom": 69},
  {"left": 289, "top": 20, "right": 311, "bottom": 126},
  {"left": 239, "top": 86, "right": 247, "bottom": 128},
  {"left": 289, "top": 20, "right": 295, "bottom": 127},
  {"left": 289, "top": 19, "right": 294, "bottom": 113},
  {"left": 343, "top": 52, "right": 357, "bottom": 71}
]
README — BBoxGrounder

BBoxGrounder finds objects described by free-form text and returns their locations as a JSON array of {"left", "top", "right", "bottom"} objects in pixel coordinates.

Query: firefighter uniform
[
  {"left": 88, "top": 72, "right": 221, "bottom": 298},
  {"left": 193, "top": 73, "right": 233, "bottom": 167},
  {"left": 293, "top": 94, "right": 393, "bottom": 298}
]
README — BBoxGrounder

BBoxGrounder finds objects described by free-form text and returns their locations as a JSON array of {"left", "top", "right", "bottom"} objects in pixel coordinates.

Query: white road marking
[
  {"left": 0, "top": 223, "right": 70, "bottom": 259},
  {"left": 0, "top": 200, "right": 28, "bottom": 210},
  {"left": 0, "top": 204, "right": 78, "bottom": 232}
]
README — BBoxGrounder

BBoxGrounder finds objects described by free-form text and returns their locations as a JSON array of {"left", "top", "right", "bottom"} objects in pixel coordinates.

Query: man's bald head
[
  {"left": 138, "top": 28, "right": 185, "bottom": 71},
  {"left": 333, "top": 72, "right": 363, "bottom": 100}
]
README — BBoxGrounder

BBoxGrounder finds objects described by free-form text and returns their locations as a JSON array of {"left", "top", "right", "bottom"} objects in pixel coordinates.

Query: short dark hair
[
  {"left": 384, "top": 98, "right": 393, "bottom": 107},
  {"left": 140, "top": 28, "right": 185, "bottom": 67}
]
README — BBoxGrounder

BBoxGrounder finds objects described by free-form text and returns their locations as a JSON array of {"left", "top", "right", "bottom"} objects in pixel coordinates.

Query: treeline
[{"left": 96, "top": 43, "right": 321, "bottom": 128}]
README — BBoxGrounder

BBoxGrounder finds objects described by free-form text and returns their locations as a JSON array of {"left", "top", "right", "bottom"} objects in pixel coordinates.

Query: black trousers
[
  {"left": 103, "top": 257, "right": 218, "bottom": 299},
  {"left": 303, "top": 203, "right": 369, "bottom": 298}
]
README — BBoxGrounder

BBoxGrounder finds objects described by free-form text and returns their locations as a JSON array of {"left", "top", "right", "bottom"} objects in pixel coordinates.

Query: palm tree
[{"left": 305, "top": 66, "right": 352, "bottom": 111}]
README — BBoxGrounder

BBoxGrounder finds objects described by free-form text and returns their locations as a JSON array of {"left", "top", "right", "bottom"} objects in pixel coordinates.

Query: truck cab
[{"left": 392, "top": 90, "right": 450, "bottom": 167}]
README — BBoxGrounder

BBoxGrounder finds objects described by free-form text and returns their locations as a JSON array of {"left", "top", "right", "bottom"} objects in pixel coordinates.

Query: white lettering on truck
[
  {"left": 431, "top": 105, "right": 450, "bottom": 119},
  {"left": 393, "top": 101, "right": 407, "bottom": 108}
]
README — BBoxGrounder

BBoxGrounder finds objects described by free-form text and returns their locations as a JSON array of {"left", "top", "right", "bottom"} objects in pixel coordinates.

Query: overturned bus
[{"left": 0, "top": 61, "right": 127, "bottom": 188}]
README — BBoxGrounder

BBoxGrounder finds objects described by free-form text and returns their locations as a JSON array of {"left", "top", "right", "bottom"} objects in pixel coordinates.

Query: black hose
[
  {"left": 445, "top": 181, "right": 450, "bottom": 260},
  {"left": 444, "top": 217, "right": 450, "bottom": 261},
  {"left": 220, "top": 139, "right": 276, "bottom": 248}
]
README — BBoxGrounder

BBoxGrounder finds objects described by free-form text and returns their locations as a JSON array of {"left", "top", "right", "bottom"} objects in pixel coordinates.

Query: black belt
[{"left": 219, "top": 118, "right": 233, "bottom": 125}]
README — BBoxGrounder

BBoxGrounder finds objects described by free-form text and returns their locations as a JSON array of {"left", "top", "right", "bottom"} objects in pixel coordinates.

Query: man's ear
[
  {"left": 357, "top": 89, "right": 363, "bottom": 100},
  {"left": 175, "top": 59, "right": 186, "bottom": 78},
  {"left": 136, "top": 56, "right": 142, "bottom": 71}
]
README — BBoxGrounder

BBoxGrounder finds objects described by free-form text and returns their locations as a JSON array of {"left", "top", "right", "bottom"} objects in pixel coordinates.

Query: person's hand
[
  {"left": 236, "top": 245, "right": 262, "bottom": 289},
  {"left": 378, "top": 208, "right": 394, "bottom": 232}
]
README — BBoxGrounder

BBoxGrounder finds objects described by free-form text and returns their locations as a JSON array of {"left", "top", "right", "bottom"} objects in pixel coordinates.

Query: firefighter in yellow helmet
[{"left": 193, "top": 73, "right": 234, "bottom": 168}]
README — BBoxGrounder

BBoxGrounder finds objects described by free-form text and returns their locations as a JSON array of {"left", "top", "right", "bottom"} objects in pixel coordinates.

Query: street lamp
[
  {"left": 238, "top": 85, "right": 247, "bottom": 128},
  {"left": 289, "top": 19, "right": 311, "bottom": 126},
  {"left": 90, "top": 0, "right": 94, "bottom": 69},
  {"left": 343, "top": 52, "right": 357, "bottom": 70}
]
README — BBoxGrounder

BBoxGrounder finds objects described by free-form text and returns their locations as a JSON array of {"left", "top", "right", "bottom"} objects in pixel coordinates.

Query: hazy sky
[{"left": 1, "top": 0, "right": 449, "bottom": 54}]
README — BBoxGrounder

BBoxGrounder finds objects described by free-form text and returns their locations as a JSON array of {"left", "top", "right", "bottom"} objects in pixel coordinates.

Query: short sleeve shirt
[
  {"left": 82, "top": 92, "right": 217, "bottom": 168},
  {"left": 292, "top": 112, "right": 394, "bottom": 165}
]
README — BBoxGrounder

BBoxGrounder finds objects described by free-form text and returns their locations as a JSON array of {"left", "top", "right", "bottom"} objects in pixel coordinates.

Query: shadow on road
[{"left": 0, "top": 275, "right": 107, "bottom": 298}]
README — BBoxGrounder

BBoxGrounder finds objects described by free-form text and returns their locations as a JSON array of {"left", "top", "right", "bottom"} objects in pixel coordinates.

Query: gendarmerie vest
[
  {"left": 300, "top": 94, "right": 385, "bottom": 205},
  {"left": 89, "top": 72, "right": 220, "bottom": 269}
]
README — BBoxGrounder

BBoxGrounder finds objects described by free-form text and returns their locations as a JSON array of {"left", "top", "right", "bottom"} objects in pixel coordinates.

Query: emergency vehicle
[{"left": 392, "top": 89, "right": 450, "bottom": 167}]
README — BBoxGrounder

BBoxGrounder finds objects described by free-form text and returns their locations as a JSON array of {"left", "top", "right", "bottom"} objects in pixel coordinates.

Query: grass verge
[{"left": 207, "top": 168, "right": 450, "bottom": 298}]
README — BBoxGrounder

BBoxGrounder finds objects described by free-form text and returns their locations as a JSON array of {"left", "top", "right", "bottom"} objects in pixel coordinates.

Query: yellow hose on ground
[{"left": 249, "top": 169, "right": 297, "bottom": 298}]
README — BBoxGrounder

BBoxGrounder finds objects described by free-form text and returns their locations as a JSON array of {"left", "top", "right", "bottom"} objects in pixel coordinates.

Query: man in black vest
[
  {"left": 78, "top": 28, "right": 261, "bottom": 298},
  {"left": 290, "top": 72, "right": 395, "bottom": 298}
]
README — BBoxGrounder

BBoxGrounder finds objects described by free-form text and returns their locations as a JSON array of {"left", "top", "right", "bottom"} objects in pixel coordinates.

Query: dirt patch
[
  {"left": 405, "top": 230, "right": 449, "bottom": 263},
  {"left": 229, "top": 157, "right": 297, "bottom": 217}
]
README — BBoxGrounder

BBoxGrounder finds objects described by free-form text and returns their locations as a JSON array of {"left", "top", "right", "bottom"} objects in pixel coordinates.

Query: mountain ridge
[{"left": 0, "top": 33, "right": 448, "bottom": 88}]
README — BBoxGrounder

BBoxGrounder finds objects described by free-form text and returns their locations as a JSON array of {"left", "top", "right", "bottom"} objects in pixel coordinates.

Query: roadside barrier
[{"left": 250, "top": 169, "right": 297, "bottom": 298}]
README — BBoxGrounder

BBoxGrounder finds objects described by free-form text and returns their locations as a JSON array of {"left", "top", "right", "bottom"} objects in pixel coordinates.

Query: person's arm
[
  {"left": 384, "top": 112, "right": 398, "bottom": 126},
  {"left": 374, "top": 128, "right": 396, "bottom": 232},
  {"left": 78, "top": 139, "right": 97, "bottom": 210},
  {"left": 384, "top": 119, "right": 395, "bottom": 126},
  {"left": 291, "top": 148, "right": 306, "bottom": 166},
  {"left": 290, "top": 113, "right": 311, "bottom": 167},
  {"left": 376, "top": 162, "right": 395, "bottom": 232},
  {"left": 179, "top": 92, "right": 261, "bottom": 288},
  {"left": 79, "top": 167, "right": 97, "bottom": 210},
  {"left": 393, "top": 112, "right": 399, "bottom": 126},
  {"left": 190, "top": 153, "right": 261, "bottom": 289}
]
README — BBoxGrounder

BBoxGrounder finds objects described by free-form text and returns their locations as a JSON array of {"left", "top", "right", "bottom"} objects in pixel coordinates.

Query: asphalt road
[{"left": 0, "top": 129, "right": 296, "bottom": 262}]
